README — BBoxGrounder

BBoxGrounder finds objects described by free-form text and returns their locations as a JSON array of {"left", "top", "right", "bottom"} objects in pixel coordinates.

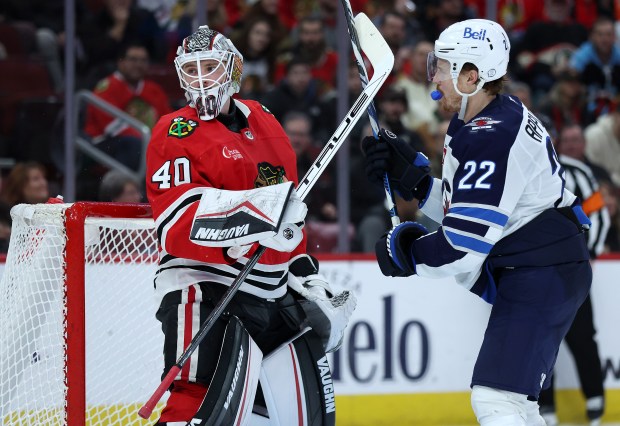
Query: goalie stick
[
  {"left": 341, "top": 3, "right": 400, "bottom": 226},
  {"left": 137, "top": 14, "right": 394, "bottom": 420}
]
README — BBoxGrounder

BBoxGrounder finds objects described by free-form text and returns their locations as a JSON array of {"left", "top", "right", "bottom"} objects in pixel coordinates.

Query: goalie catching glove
[
  {"left": 362, "top": 128, "right": 432, "bottom": 202},
  {"left": 376, "top": 221, "right": 428, "bottom": 277},
  {"left": 189, "top": 181, "right": 307, "bottom": 256},
  {"left": 288, "top": 254, "right": 357, "bottom": 352}
]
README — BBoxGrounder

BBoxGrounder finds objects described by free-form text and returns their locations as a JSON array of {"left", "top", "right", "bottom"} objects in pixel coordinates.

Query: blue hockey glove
[
  {"left": 375, "top": 222, "right": 428, "bottom": 277},
  {"left": 362, "top": 128, "right": 431, "bottom": 201}
]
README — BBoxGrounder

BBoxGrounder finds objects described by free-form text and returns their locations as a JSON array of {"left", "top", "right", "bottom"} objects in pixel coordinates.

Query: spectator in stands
[
  {"left": 231, "top": 17, "right": 278, "bottom": 99},
  {"left": 556, "top": 122, "right": 614, "bottom": 184},
  {"left": 350, "top": 125, "right": 389, "bottom": 252},
  {"left": 3, "top": 0, "right": 88, "bottom": 92},
  {"left": 0, "top": 162, "right": 49, "bottom": 207},
  {"left": 261, "top": 57, "right": 325, "bottom": 138},
  {"left": 512, "top": 0, "right": 589, "bottom": 98},
  {"left": 79, "top": 0, "right": 165, "bottom": 87},
  {"left": 352, "top": 85, "right": 427, "bottom": 252},
  {"left": 0, "top": 201, "right": 11, "bottom": 254},
  {"left": 505, "top": 80, "right": 535, "bottom": 110},
  {"left": 205, "top": 0, "right": 230, "bottom": 35},
  {"left": 98, "top": 170, "right": 142, "bottom": 203},
  {"left": 238, "top": 0, "right": 287, "bottom": 52},
  {"left": 274, "top": 16, "right": 338, "bottom": 94},
  {"left": 428, "top": 118, "right": 450, "bottom": 176},
  {"left": 419, "top": 0, "right": 476, "bottom": 43},
  {"left": 393, "top": 40, "right": 440, "bottom": 150},
  {"left": 538, "top": 71, "right": 588, "bottom": 131},
  {"left": 570, "top": 16, "right": 620, "bottom": 121},
  {"left": 282, "top": 111, "right": 337, "bottom": 226},
  {"left": 377, "top": 11, "right": 411, "bottom": 76},
  {"left": 584, "top": 101, "right": 620, "bottom": 187},
  {"left": 319, "top": 60, "right": 366, "bottom": 144},
  {"left": 84, "top": 42, "right": 172, "bottom": 171},
  {"left": 376, "top": 87, "right": 425, "bottom": 153}
]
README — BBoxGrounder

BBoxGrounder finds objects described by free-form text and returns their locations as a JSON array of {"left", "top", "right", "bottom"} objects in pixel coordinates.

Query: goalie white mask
[{"left": 175, "top": 25, "right": 244, "bottom": 121}]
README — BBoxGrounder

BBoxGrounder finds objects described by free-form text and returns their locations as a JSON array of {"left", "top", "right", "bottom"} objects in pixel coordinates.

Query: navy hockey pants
[{"left": 471, "top": 260, "right": 592, "bottom": 398}]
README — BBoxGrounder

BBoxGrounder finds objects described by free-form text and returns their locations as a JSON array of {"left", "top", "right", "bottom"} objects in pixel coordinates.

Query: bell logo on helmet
[{"left": 463, "top": 27, "right": 486, "bottom": 40}]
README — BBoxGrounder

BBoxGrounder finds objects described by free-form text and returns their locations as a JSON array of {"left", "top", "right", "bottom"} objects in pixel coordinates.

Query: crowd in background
[{"left": 0, "top": 0, "right": 620, "bottom": 254}]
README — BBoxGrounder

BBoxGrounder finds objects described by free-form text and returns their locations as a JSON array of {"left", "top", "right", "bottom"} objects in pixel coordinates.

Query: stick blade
[{"left": 354, "top": 13, "right": 394, "bottom": 76}]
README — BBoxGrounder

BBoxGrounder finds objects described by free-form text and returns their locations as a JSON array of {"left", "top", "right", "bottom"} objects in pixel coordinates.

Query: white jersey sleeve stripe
[
  {"left": 443, "top": 227, "right": 493, "bottom": 255},
  {"left": 448, "top": 206, "right": 509, "bottom": 226}
]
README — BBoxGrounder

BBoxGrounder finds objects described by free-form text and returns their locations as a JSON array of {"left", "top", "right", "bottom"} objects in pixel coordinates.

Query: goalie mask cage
[{"left": 0, "top": 202, "right": 167, "bottom": 425}]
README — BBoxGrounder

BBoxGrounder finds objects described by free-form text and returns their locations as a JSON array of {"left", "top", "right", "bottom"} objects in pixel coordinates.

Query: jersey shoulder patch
[
  {"left": 94, "top": 78, "right": 110, "bottom": 92},
  {"left": 464, "top": 116, "right": 503, "bottom": 132},
  {"left": 167, "top": 116, "right": 198, "bottom": 138},
  {"left": 260, "top": 104, "right": 272, "bottom": 114}
]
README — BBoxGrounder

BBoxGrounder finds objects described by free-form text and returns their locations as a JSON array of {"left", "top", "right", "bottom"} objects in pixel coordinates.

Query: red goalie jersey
[{"left": 146, "top": 99, "right": 306, "bottom": 301}]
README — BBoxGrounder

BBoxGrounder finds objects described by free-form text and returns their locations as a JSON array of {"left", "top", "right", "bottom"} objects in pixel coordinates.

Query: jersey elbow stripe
[
  {"left": 448, "top": 206, "right": 508, "bottom": 227},
  {"left": 443, "top": 228, "right": 493, "bottom": 255},
  {"left": 155, "top": 187, "right": 206, "bottom": 230},
  {"left": 443, "top": 215, "right": 492, "bottom": 236}
]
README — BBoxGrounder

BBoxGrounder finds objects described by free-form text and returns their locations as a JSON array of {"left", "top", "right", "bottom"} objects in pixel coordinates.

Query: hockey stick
[
  {"left": 137, "top": 17, "right": 394, "bottom": 420},
  {"left": 340, "top": 4, "right": 400, "bottom": 226}
]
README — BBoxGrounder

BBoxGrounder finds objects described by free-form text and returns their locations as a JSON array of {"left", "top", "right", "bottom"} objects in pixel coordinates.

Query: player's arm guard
[
  {"left": 375, "top": 221, "right": 428, "bottom": 277},
  {"left": 362, "top": 128, "right": 432, "bottom": 202},
  {"left": 288, "top": 254, "right": 357, "bottom": 353},
  {"left": 189, "top": 181, "right": 307, "bottom": 254}
]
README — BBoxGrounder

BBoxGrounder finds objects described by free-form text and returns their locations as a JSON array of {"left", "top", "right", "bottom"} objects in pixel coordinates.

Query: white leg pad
[
  {"left": 471, "top": 385, "right": 531, "bottom": 426},
  {"left": 259, "top": 332, "right": 309, "bottom": 426},
  {"left": 247, "top": 413, "right": 272, "bottom": 426},
  {"left": 258, "top": 328, "right": 335, "bottom": 426}
]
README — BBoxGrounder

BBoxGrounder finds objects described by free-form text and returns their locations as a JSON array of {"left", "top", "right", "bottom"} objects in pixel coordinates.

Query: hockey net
[{"left": 0, "top": 202, "right": 166, "bottom": 425}]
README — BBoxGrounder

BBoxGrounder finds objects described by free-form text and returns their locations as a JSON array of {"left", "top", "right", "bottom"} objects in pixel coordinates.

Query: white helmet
[
  {"left": 175, "top": 26, "right": 243, "bottom": 121},
  {"left": 428, "top": 19, "right": 510, "bottom": 91}
]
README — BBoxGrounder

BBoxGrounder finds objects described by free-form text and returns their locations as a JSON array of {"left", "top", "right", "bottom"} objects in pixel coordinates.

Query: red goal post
[{"left": 0, "top": 202, "right": 166, "bottom": 425}]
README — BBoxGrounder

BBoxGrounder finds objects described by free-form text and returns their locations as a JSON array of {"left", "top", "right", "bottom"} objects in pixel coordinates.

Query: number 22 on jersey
[{"left": 457, "top": 160, "right": 496, "bottom": 190}]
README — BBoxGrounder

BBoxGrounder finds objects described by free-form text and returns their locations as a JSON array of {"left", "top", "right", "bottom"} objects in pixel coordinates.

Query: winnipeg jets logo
[
  {"left": 222, "top": 146, "right": 243, "bottom": 160},
  {"left": 243, "top": 130, "right": 254, "bottom": 140},
  {"left": 465, "top": 117, "right": 502, "bottom": 132}
]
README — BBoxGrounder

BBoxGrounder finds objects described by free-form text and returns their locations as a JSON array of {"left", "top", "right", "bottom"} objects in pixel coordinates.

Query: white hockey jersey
[{"left": 413, "top": 94, "right": 578, "bottom": 292}]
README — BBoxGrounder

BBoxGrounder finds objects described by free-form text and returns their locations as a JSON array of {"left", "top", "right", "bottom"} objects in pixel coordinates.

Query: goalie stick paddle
[
  {"left": 340, "top": 6, "right": 400, "bottom": 226},
  {"left": 137, "top": 19, "right": 394, "bottom": 420}
]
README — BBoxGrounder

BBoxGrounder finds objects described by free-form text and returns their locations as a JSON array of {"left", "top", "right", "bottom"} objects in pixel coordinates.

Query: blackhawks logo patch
[
  {"left": 255, "top": 162, "right": 286, "bottom": 187},
  {"left": 168, "top": 116, "right": 198, "bottom": 138}
]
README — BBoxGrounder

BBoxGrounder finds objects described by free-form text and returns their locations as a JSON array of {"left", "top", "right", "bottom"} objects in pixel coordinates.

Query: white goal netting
[{"left": 0, "top": 203, "right": 166, "bottom": 425}]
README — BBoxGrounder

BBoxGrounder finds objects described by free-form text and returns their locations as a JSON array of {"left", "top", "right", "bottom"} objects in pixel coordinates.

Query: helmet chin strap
[{"left": 453, "top": 78, "right": 485, "bottom": 121}]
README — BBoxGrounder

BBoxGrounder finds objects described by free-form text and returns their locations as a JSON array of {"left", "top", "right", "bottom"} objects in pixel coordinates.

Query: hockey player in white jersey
[{"left": 362, "top": 19, "right": 592, "bottom": 425}]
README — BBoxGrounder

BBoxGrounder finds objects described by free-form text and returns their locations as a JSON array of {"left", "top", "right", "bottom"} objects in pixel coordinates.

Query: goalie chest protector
[{"left": 146, "top": 99, "right": 304, "bottom": 270}]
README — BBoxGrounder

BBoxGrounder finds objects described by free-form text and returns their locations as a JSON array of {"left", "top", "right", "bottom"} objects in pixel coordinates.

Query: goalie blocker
[{"left": 189, "top": 181, "right": 307, "bottom": 255}]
